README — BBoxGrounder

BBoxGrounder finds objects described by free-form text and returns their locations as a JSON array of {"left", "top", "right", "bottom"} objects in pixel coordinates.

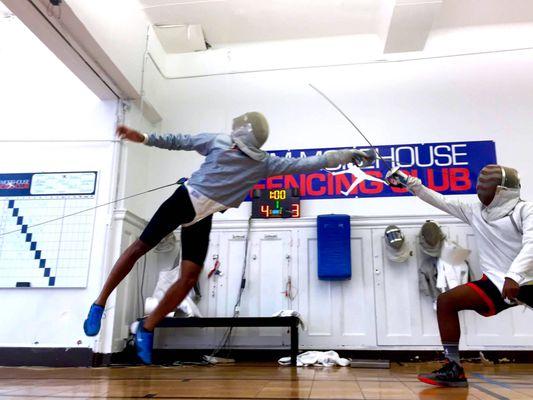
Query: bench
[{"left": 156, "top": 316, "right": 300, "bottom": 366}]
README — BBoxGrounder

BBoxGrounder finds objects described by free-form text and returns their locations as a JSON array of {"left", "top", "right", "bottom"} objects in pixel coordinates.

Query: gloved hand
[
  {"left": 355, "top": 148, "right": 377, "bottom": 168},
  {"left": 325, "top": 148, "right": 377, "bottom": 168},
  {"left": 385, "top": 166, "right": 410, "bottom": 187}
]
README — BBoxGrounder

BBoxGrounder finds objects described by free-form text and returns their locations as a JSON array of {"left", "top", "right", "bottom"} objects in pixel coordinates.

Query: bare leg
[
  {"left": 143, "top": 260, "right": 201, "bottom": 331},
  {"left": 418, "top": 283, "right": 492, "bottom": 386},
  {"left": 436, "top": 284, "right": 489, "bottom": 343},
  {"left": 95, "top": 239, "right": 152, "bottom": 306}
]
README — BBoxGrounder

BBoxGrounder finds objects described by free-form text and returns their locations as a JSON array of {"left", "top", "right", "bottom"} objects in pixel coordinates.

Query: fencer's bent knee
[{"left": 436, "top": 292, "right": 456, "bottom": 311}]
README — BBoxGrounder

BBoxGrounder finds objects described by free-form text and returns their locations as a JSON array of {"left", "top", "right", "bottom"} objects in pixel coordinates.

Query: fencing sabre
[
  {"left": 0, "top": 179, "right": 186, "bottom": 238},
  {"left": 308, "top": 83, "right": 393, "bottom": 171}
]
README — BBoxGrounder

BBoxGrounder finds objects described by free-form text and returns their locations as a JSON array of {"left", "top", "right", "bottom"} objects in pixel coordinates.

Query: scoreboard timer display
[{"left": 251, "top": 188, "right": 300, "bottom": 219}]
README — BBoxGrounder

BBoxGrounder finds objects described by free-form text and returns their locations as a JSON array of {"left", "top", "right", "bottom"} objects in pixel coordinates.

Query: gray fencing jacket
[{"left": 145, "top": 132, "right": 329, "bottom": 208}]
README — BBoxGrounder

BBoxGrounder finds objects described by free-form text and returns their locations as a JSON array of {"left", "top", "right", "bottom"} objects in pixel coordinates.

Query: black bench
[{"left": 156, "top": 316, "right": 300, "bottom": 366}]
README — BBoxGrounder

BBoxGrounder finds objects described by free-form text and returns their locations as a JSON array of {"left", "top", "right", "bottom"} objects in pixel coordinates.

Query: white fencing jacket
[{"left": 407, "top": 178, "right": 533, "bottom": 292}]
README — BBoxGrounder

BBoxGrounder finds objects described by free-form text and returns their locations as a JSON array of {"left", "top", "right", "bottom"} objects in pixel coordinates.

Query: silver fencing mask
[
  {"left": 384, "top": 225, "right": 411, "bottom": 263},
  {"left": 231, "top": 112, "right": 269, "bottom": 161},
  {"left": 419, "top": 220, "right": 445, "bottom": 257},
  {"left": 476, "top": 164, "right": 520, "bottom": 206},
  {"left": 384, "top": 225, "right": 404, "bottom": 250}
]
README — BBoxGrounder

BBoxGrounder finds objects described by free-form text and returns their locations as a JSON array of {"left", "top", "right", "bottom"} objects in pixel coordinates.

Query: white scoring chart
[{"left": 0, "top": 172, "right": 98, "bottom": 288}]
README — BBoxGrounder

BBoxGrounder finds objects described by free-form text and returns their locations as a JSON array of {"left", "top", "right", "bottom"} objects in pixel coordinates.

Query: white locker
[
  {"left": 296, "top": 227, "right": 376, "bottom": 349},
  {"left": 144, "top": 217, "right": 533, "bottom": 351},
  {"left": 373, "top": 227, "right": 440, "bottom": 346},
  {"left": 154, "top": 227, "right": 294, "bottom": 349}
]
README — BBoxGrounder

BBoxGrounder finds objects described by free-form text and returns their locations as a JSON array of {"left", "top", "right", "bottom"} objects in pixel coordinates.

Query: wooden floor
[{"left": 1, "top": 362, "right": 533, "bottom": 399}]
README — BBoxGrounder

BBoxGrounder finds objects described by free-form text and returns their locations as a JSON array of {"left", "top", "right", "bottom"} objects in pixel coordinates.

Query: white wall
[
  {"left": 65, "top": 0, "right": 147, "bottom": 92},
  {"left": 7, "top": 4, "right": 533, "bottom": 352},
  {"left": 147, "top": 49, "right": 533, "bottom": 221},
  {"left": 112, "top": 48, "right": 533, "bottom": 352},
  {"left": 0, "top": 16, "right": 119, "bottom": 350},
  {"left": 66, "top": 0, "right": 165, "bottom": 122},
  {"left": 119, "top": 102, "right": 161, "bottom": 219},
  {"left": 0, "top": 16, "right": 115, "bottom": 141}
]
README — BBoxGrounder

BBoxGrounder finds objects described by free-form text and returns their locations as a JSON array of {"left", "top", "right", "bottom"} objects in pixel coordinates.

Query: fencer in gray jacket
[{"left": 84, "top": 111, "right": 376, "bottom": 364}]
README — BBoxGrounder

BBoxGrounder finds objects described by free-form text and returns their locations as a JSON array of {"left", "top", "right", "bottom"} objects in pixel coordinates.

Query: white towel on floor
[{"left": 278, "top": 350, "right": 350, "bottom": 367}]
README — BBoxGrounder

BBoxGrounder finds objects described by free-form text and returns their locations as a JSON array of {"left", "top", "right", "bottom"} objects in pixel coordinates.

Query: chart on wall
[{"left": 0, "top": 172, "right": 98, "bottom": 288}]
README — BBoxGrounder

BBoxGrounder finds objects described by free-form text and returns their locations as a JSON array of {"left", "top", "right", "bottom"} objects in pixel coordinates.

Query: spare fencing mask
[
  {"left": 476, "top": 164, "right": 520, "bottom": 206},
  {"left": 384, "top": 225, "right": 411, "bottom": 263},
  {"left": 231, "top": 112, "right": 269, "bottom": 161},
  {"left": 419, "top": 220, "right": 446, "bottom": 257},
  {"left": 384, "top": 225, "right": 404, "bottom": 250}
]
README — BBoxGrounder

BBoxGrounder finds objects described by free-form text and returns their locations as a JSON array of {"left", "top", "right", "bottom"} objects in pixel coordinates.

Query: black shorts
[
  {"left": 466, "top": 274, "right": 533, "bottom": 316},
  {"left": 139, "top": 185, "right": 212, "bottom": 266}
]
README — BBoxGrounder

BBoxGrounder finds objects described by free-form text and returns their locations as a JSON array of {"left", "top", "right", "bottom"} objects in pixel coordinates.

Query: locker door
[
  {"left": 373, "top": 227, "right": 440, "bottom": 346},
  {"left": 297, "top": 227, "right": 376, "bottom": 349},
  {"left": 211, "top": 229, "right": 292, "bottom": 348}
]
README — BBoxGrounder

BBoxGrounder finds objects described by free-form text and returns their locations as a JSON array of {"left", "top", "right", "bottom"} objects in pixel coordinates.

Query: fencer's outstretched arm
[
  {"left": 394, "top": 173, "right": 474, "bottom": 225},
  {"left": 116, "top": 125, "right": 218, "bottom": 155},
  {"left": 506, "top": 203, "right": 533, "bottom": 285},
  {"left": 265, "top": 149, "right": 375, "bottom": 177},
  {"left": 144, "top": 133, "right": 219, "bottom": 156},
  {"left": 265, "top": 154, "right": 329, "bottom": 176}
]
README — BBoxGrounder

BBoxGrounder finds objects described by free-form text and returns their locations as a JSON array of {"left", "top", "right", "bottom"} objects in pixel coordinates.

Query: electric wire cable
[
  {"left": 0, "top": 181, "right": 180, "bottom": 238},
  {"left": 204, "top": 216, "right": 253, "bottom": 363}
]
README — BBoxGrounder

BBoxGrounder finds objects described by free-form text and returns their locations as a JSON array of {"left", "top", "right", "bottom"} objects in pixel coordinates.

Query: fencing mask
[
  {"left": 419, "top": 220, "right": 446, "bottom": 257},
  {"left": 385, "top": 225, "right": 404, "bottom": 250},
  {"left": 476, "top": 164, "right": 520, "bottom": 206},
  {"left": 384, "top": 225, "right": 411, "bottom": 263},
  {"left": 231, "top": 112, "right": 269, "bottom": 161}
]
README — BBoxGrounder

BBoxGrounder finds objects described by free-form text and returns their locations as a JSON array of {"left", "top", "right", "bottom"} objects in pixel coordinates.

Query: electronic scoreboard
[{"left": 251, "top": 188, "right": 300, "bottom": 219}]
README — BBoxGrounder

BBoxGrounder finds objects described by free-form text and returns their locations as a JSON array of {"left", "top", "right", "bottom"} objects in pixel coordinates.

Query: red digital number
[
  {"left": 261, "top": 204, "right": 270, "bottom": 217},
  {"left": 291, "top": 204, "right": 300, "bottom": 218}
]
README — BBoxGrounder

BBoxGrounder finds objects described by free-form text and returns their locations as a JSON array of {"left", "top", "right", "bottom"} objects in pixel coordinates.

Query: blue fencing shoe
[
  {"left": 135, "top": 320, "right": 154, "bottom": 365},
  {"left": 83, "top": 303, "right": 104, "bottom": 336}
]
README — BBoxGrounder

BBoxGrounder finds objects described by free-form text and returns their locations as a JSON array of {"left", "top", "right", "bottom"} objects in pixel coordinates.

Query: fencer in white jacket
[{"left": 387, "top": 164, "right": 533, "bottom": 388}]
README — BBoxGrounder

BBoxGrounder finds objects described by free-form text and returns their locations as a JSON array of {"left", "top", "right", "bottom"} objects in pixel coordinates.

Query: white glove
[
  {"left": 325, "top": 149, "right": 377, "bottom": 168},
  {"left": 385, "top": 167, "right": 411, "bottom": 187}
]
